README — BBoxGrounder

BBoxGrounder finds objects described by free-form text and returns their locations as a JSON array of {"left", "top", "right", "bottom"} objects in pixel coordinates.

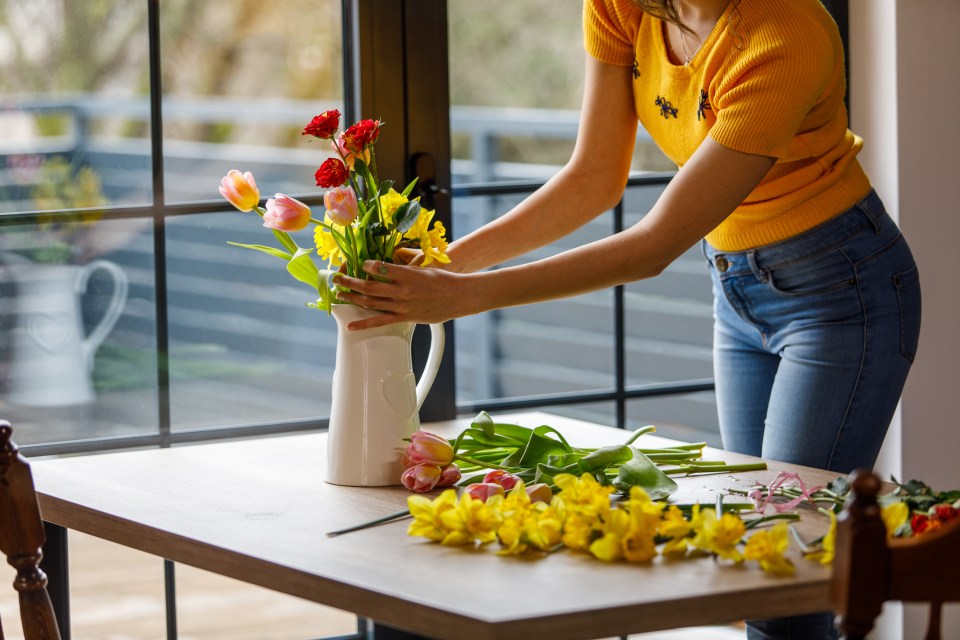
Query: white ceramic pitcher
[
  {"left": 325, "top": 304, "right": 445, "bottom": 486},
  {"left": 2, "top": 257, "right": 128, "bottom": 407}
]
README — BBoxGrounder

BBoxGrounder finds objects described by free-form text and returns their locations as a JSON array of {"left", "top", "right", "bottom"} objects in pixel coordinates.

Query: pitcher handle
[
  {"left": 415, "top": 322, "right": 445, "bottom": 411},
  {"left": 77, "top": 260, "right": 129, "bottom": 370}
]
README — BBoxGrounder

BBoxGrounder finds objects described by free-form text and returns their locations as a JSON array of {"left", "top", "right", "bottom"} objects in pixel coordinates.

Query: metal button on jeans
[{"left": 715, "top": 256, "right": 729, "bottom": 272}]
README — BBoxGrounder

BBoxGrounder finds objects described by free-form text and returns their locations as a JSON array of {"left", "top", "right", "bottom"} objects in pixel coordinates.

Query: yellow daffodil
[
  {"left": 743, "top": 523, "right": 796, "bottom": 576},
  {"left": 378, "top": 188, "right": 411, "bottom": 226},
  {"left": 588, "top": 487, "right": 661, "bottom": 563},
  {"left": 553, "top": 474, "right": 613, "bottom": 552},
  {"left": 314, "top": 217, "right": 345, "bottom": 266},
  {"left": 439, "top": 492, "right": 503, "bottom": 546},
  {"left": 881, "top": 501, "right": 909, "bottom": 538},
  {"left": 658, "top": 505, "right": 692, "bottom": 556},
  {"left": 803, "top": 511, "right": 836, "bottom": 565},
  {"left": 407, "top": 489, "right": 459, "bottom": 542},
  {"left": 691, "top": 506, "right": 746, "bottom": 562}
]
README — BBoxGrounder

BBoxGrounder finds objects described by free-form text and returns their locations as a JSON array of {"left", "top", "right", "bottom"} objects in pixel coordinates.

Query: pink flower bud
[
  {"left": 333, "top": 137, "right": 370, "bottom": 170},
  {"left": 482, "top": 470, "right": 521, "bottom": 491},
  {"left": 406, "top": 431, "right": 454, "bottom": 467},
  {"left": 463, "top": 483, "right": 505, "bottom": 502},
  {"left": 401, "top": 464, "right": 442, "bottom": 493},
  {"left": 525, "top": 483, "right": 553, "bottom": 504},
  {"left": 263, "top": 194, "right": 311, "bottom": 232},
  {"left": 436, "top": 463, "right": 461, "bottom": 488},
  {"left": 219, "top": 170, "right": 260, "bottom": 212},
  {"left": 323, "top": 186, "right": 358, "bottom": 226}
]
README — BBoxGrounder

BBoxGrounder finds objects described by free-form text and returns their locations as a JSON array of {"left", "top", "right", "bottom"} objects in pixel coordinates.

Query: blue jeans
[{"left": 703, "top": 190, "right": 921, "bottom": 640}]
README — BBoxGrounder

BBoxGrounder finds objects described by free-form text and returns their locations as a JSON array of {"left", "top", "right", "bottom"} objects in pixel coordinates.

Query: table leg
[{"left": 41, "top": 522, "right": 70, "bottom": 640}]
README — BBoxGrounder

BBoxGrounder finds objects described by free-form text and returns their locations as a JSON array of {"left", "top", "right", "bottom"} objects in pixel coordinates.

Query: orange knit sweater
[{"left": 584, "top": 0, "right": 872, "bottom": 251}]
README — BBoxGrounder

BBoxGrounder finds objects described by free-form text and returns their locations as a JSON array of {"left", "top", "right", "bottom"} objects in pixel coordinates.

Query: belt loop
[
  {"left": 856, "top": 190, "right": 882, "bottom": 234},
  {"left": 747, "top": 250, "right": 767, "bottom": 283}
]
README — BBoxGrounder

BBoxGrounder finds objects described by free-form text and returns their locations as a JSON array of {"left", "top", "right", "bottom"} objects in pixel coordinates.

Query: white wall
[{"left": 850, "top": 1, "right": 960, "bottom": 638}]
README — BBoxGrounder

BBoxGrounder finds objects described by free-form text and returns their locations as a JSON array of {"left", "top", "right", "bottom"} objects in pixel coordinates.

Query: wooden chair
[
  {"left": 830, "top": 469, "right": 960, "bottom": 640},
  {"left": 0, "top": 420, "right": 61, "bottom": 640}
]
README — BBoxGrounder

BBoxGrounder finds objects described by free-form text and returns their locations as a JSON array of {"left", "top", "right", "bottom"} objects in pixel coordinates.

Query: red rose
[
  {"left": 340, "top": 119, "right": 381, "bottom": 154},
  {"left": 933, "top": 504, "right": 959, "bottom": 522},
  {"left": 911, "top": 513, "right": 930, "bottom": 535},
  {"left": 314, "top": 158, "right": 348, "bottom": 188},
  {"left": 302, "top": 109, "right": 341, "bottom": 138}
]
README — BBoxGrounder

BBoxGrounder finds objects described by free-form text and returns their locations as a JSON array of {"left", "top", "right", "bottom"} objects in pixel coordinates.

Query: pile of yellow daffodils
[{"left": 407, "top": 472, "right": 796, "bottom": 575}]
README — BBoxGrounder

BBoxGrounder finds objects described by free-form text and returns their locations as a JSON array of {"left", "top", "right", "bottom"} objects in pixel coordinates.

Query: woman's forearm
[{"left": 445, "top": 161, "right": 628, "bottom": 274}]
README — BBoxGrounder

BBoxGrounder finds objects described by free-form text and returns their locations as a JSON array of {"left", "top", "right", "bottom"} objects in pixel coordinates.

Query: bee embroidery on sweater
[
  {"left": 655, "top": 96, "right": 678, "bottom": 119},
  {"left": 697, "top": 89, "right": 712, "bottom": 121},
  {"left": 632, "top": 58, "right": 640, "bottom": 79}
]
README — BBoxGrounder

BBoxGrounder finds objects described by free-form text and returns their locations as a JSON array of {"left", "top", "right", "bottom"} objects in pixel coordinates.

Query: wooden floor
[{"left": 0, "top": 531, "right": 745, "bottom": 640}]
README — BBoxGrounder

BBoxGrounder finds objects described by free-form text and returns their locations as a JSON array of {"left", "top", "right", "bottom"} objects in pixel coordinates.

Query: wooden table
[{"left": 32, "top": 413, "right": 838, "bottom": 640}]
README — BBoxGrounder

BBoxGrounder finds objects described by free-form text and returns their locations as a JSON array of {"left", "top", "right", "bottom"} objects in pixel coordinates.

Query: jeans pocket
[
  {"left": 766, "top": 250, "right": 858, "bottom": 297},
  {"left": 894, "top": 264, "right": 921, "bottom": 362}
]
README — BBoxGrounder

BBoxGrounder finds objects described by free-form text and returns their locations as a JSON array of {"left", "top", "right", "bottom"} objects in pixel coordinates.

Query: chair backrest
[
  {"left": 830, "top": 469, "right": 960, "bottom": 640},
  {"left": 0, "top": 420, "right": 61, "bottom": 640}
]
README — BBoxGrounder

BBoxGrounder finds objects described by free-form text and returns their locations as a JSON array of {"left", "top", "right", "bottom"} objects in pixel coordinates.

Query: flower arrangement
[
  {"left": 218, "top": 110, "right": 449, "bottom": 311},
  {"left": 399, "top": 411, "right": 767, "bottom": 496}
]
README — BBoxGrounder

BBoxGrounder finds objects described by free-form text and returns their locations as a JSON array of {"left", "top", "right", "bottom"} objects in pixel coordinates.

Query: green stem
[
  {"left": 663, "top": 462, "right": 768, "bottom": 476},
  {"left": 744, "top": 513, "right": 801, "bottom": 530},
  {"left": 624, "top": 425, "right": 656, "bottom": 445},
  {"left": 452, "top": 454, "right": 516, "bottom": 472}
]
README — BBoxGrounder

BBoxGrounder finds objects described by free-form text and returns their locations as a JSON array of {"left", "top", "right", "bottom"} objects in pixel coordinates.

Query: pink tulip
[
  {"left": 463, "top": 483, "right": 505, "bottom": 502},
  {"left": 323, "top": 186, "right": 359, "bottom": 226},
  {"left": 525, "top": 483, "right": 553, "bottom": 504},
  {"left": 482, "top": 470, "right": 521, "bottom": 491},
  {"left": 262, "top": 194, "right": 311, "bottom": 232},
  {"left": 401, "top": 464, "right": 442, "bottom": 492},
  {"left": 406, "top": 431, "right": 454, "bottom": 467},
  {"left": 219, "top": 170, "right": 260, "bottom": 212},
  {"left": 436, "top": 463, "right": 461, "bottom": 488}
]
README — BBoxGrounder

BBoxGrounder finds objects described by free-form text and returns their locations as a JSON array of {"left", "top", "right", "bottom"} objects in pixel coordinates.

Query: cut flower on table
[{"left": 406, "top": 474, "right": 797, "bottom": 575}]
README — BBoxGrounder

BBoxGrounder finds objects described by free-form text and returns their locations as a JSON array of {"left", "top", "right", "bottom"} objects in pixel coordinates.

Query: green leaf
[
  {"left": 612, "top": 447, "right": 679, "bottom": 499},
  {"left": 227, "top": 242, "right": 292, "bottom": 261},
  {"left": 272, "top": 228, "right": 299, "bottom": 254},
  {"left": 391, "top": 200, "right": 422, "bottom": 234},
  {"left": 401, "top": 177, "right": 419, "bottom": 198},
  {"left": 576, "top": 445, "right": 633, "bottom": 473},
  {"left": 471, "top": 411, "right": 495, "bottom": 436},
  {"left": 377, "top": 180, "right": 395, "bottom": 197},
  {"left": 286, "top": 248, "right": 319, "bottom": 289},
  {"left": 499, "top": 425, "right": 573, "bottom": 468}
]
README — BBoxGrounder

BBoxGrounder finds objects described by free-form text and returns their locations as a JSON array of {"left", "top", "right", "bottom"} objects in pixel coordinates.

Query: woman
[{"left": 338, "top": 1, "right": 921, "bottom": 637}]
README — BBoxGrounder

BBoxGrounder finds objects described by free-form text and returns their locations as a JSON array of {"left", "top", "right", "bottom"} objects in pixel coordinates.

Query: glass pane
[
  {"left": 622, "top": 183, "right": 717, "bottom": 443},
  {"left": 160, "top": 0, "right": 343, "bottom": 203},
  {"left": 454, "top": 193, "right": 615, "bottom": 405},
  {"left": 0, "top": 1, "right": 153, "bottom": 212},
  {"left": 627, "top": 392, "right": 721, "bottom": 447},
  {"left": 167, "top": 211, "right": 331, "bottom": 432},
  {"left": 447, "top": 0, "right": 672, "bottom": 183},
  {"left": 0, "top": 217, "right": 158, "bottom": 445}
]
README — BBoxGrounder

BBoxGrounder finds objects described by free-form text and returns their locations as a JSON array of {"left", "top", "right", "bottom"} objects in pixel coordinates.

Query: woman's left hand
[{"left": 334, "top": 260, "right": 472, "bottom": 330}]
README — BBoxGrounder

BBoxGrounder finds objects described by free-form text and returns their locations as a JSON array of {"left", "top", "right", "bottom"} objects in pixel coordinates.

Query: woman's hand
[{"left": 335, "top": 260, "right": 474, "bottom": 330}]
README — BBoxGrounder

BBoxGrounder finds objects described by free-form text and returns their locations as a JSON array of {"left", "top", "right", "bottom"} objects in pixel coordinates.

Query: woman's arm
[
  {"left": 337, "top": 74, "right": 778, "bottom": 330},
  {"left": 445, "top": 55, "right": 639, "bottom": 274}
]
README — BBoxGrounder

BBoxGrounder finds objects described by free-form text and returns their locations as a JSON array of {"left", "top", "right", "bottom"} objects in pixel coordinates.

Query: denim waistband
[{"left": 703, "top": 189, "right": 894, "bottom": 272}]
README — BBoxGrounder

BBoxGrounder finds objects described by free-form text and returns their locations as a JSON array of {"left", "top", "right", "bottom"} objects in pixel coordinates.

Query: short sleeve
[
  {"left": 583, "top": 0, "right": 640, "bottom": 67},
  {"left": 709, "top": 22, "right": 835, "bottom": 158}
]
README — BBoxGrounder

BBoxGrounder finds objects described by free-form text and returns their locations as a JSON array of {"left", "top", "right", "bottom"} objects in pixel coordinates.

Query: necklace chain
[{"left": 677, "top": 25, "right": 703, "bottom": 66}]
